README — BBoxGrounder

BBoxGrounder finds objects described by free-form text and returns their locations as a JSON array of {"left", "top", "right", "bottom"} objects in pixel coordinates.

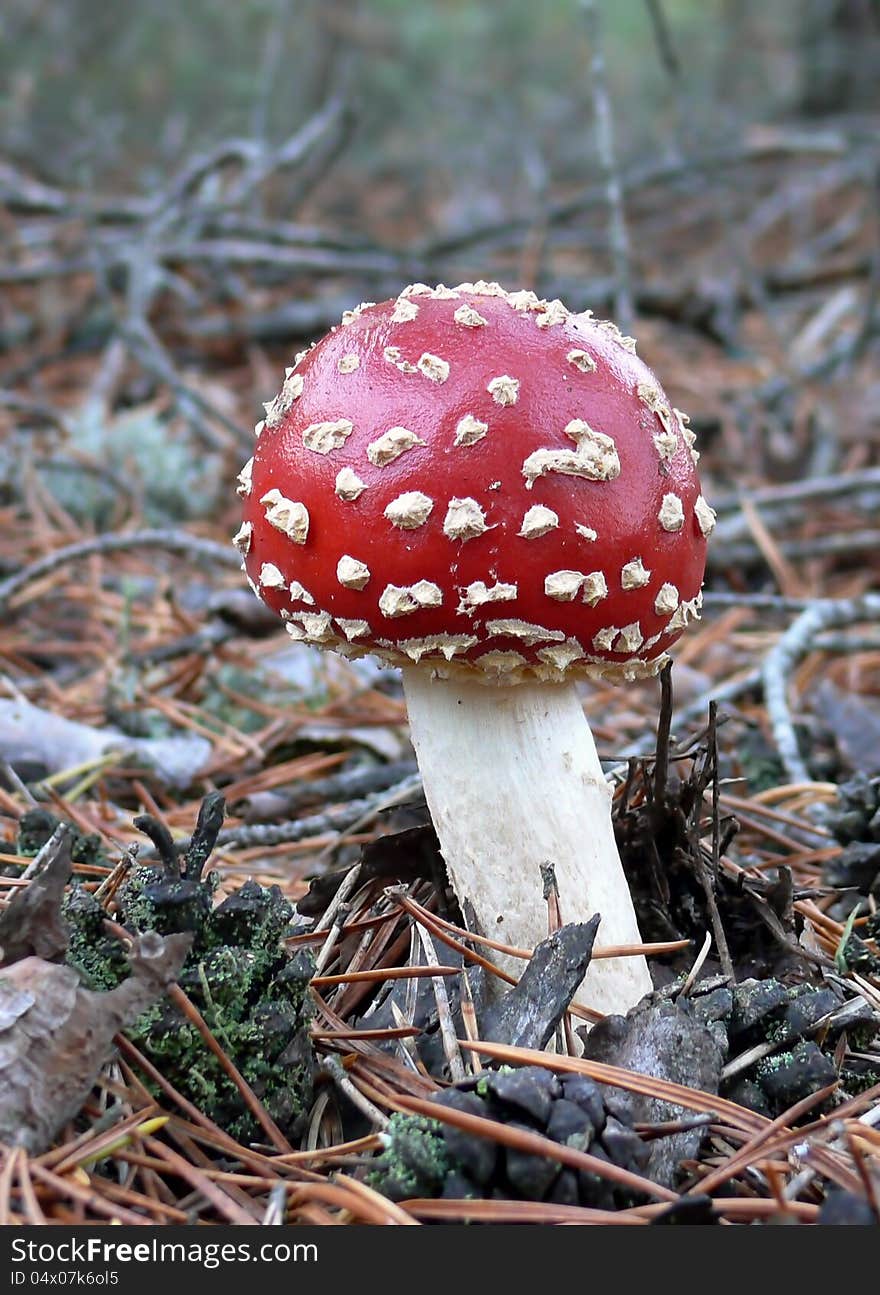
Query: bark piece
[
  {"left": 581, "top": 997, "right": 724, "bottom": 1188},
  {"left": 481, "top": 918, "right": 601, "bottom": 1050}
]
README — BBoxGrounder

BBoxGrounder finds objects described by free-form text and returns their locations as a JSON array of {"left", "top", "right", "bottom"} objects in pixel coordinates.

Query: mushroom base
[{"left": 401, "top": 669, "right": 654, "bottom": 1023}]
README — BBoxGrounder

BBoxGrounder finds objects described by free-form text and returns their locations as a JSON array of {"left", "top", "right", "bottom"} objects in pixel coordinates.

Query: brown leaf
[
  {"left": 0, "top": 824, "right": 72, "bottom": 967},
  {"left": 0, "top": 931, "right": 190, "bottom": 1154}
]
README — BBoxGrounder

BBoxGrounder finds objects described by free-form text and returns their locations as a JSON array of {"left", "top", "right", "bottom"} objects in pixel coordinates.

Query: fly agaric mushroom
[{"left": 235, "top": 282, "right": 714, "bottom": 1018}]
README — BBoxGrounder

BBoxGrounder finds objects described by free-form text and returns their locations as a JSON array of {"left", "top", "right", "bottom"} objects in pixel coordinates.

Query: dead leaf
[{"left": 0, "top": 931, "right": 190, "bottom": 1154}]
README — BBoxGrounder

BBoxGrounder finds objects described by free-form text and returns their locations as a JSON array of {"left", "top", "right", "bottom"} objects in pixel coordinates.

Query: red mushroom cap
[{"left": 235, "top": 282, "right": 713, "bottom": 683}]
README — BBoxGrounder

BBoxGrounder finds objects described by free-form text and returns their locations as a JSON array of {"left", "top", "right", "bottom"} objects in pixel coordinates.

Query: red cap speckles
[{"left": 237, "top": 283, "right": 711, "bottom": 682}]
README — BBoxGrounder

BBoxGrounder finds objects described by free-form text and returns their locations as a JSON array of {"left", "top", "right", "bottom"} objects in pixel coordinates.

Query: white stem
[{"left": 401, "top": 669, "right": 653, "bottom": 1020}]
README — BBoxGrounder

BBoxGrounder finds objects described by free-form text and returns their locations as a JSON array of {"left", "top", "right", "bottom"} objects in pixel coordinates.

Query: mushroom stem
[{"left": 401, "top": 668, "right": 653, "bottom": 1020}]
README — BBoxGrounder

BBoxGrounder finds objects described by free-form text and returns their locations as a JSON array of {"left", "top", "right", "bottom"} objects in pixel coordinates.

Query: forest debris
[
  {"left": 580, "top": 997, "right": 725, "bottom": 1188},
  {"left": 480, "top": 918, "right": 601, "bottom": 1051},
  {"left": 762, "top": 593, "right": 880, "bottom": 785},
  {"left": 817, "top": 1189, "right": 879, "bottom": 1225},
  {"left": 0, "top": 931, "right": 190, "bottom": 1154},
  {"left": 0, "top": 25, "right": 878, "bottom": 1218},
  {"left": 370, "top": 1062, "right": 653, "bottom": 1207},
  {"left": 826, "top": 774, "right": 880, "bottom": 845},
  {"left": 0, "top": 530, "right": 240, "bottom": 611},
  {"left": 0, "top": 824, "right": 72, "bottom": 966},
  {"left": 237, "top": 759, "right": 418, "bottom": 823},
  {"left": 0, "top": 696, "right": 211, "bottom": 788},
  {"left": 297, "top": 819, "right": 439, "bottom": 917},
  {"left": 811, "top": 681, "right": 880, "bottom": 777},
  {"left": 62, "top": 810, "right": 317, "bottom": 1144}
]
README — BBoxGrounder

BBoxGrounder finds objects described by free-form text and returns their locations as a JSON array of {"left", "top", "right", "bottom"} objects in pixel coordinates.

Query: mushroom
[{"left": 236, "top": 282, "right": 713, "bottom": 1018}]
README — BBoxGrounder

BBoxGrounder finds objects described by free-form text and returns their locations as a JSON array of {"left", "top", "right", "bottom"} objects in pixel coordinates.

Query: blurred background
[
  {"left": 0, "top": 0, "right": 879, "bottom": 769},
  {"left": 2, "top": 1, "right": 878, "bottom": 509}
]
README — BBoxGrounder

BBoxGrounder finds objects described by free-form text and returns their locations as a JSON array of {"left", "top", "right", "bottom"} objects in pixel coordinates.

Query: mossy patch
[
  {"left": 61, "top": 822, "right": 316, "bottom": 1143},
  {"left": 17, "top": 808, "right": 110, "bottom": 870},
  {"left": 368, "top": 1115, "right": 450, "bottom": 1202}
]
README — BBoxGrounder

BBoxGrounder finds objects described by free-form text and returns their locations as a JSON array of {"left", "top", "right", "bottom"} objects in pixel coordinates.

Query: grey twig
[
  {"left": 644, "top": 0, "right": 681, "bottom": 80},
  {"left": 320, "top": 1055, "right": 388, "bottom": 1131},
  {"left": 149, "top": 97, "right": 346, "bottom": 225},
  {"left": 120, "top": 316, "right": 247, "bottom": 452},
  {"left": 710, "top": 528, "right": 880, "bottom": 570},
  {"left": 0, "top": 529, "right": 239, "bottom": 610},
  {"left": 237, "top": 759, "right": 418, "bottom": 822},
  {"left": 416, "top": 922, "right": 466, "bottom": 1084},
  {"left": 421, "top": 130, "right": 866, "bottom": 261},
  {"left": 1, "top": 98, "right": 350, "bottom": 458},
  {"left": 0, "top": 160, "right": 149, "bottom": 221},
  {"left": 0, "top": 392, "right": 74, "bottom": 437},
  {"left": 710, "top": 469, "right": 880, "bottom": 553},
  {"left": 756, "top": 299, "right": 880, "bottom": 405},
  {"left": 208, "top": 774, "right": 424, "bottom": 855},
  {"left": 762, "top": 594, "right": 880, "bottom": 784},
  {"left": 580, "top": 0, "right": 634, "bottom": 332},
  {"left": 711, "top": 467, "right": 880, "bottom": 519},
  {"left": 702, "top": 592, "right": 829, "bottom": 613},
  {"left": 0, "top": 695, "right": 211, "bottom": 789},
  {"left": 250, "top": 0, "right": 295, "bottom": 147},
  {"left": 160, "top": 236, "right": 413, "bottom": 277}
]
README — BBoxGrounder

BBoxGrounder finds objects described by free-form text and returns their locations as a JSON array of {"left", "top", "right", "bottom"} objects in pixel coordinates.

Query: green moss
[
  {"left": 16, "top": 808, "right": 110, "bottom": 869},
  {"left": 765, "top": 1020, "right": 791, "bottom": 1045},
  {"left": 51, "top": 404, "right": 223, "bottom": 527},
  {"left": 735, "top": 731, "right": 787, "bottom": 795},
  {"left": 62, "top": 886, "right": 128, "bottom": 991},
  {"left": 368, "top": 1114, "right": 450, "bottom": 1202},
  {"left": 756, "top": 1050, "right": 795, "bottom": 1076},
  {"left": 117, "top": 863, "right": 217, "bottom": 940},
  {"left": 840, "top": 935, "right": 880, "bottom": 975},
  {"left": 127, "top": 980, "right": 314, "bottom": 1142},
  {"left": 840, "top": 1069, "right": 880, "bottom": 1097},
  {"left": 63, "top": 858, "right": 315, "bottom": 1142},
  {"left": 197, "top": 664, "right": 310, "bottom": 734},
  {"left": 30, "top": 799, "right": 315, "bottom": 1142},
  {"left": 475, "top": 1064, "right": 513, "bottom": 1098}
]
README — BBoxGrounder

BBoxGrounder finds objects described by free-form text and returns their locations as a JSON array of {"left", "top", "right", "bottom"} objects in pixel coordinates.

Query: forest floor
[{"left": 0, "top": 119, "right": 879, "bottom": 1224}]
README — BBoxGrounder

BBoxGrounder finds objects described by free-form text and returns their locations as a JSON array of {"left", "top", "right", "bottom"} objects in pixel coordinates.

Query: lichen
[
  {"left": 62, "top": 885, "right": 129, "bottom": 991},
  {"left": 16, "top": 808, "right": 110, "bottom": 870},
  {"left": 60, "top": 826, "right": 315, "bottom": 1142},
  {"left": 367, "top": 1114, "right": 449, "bottom": 1202}
]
